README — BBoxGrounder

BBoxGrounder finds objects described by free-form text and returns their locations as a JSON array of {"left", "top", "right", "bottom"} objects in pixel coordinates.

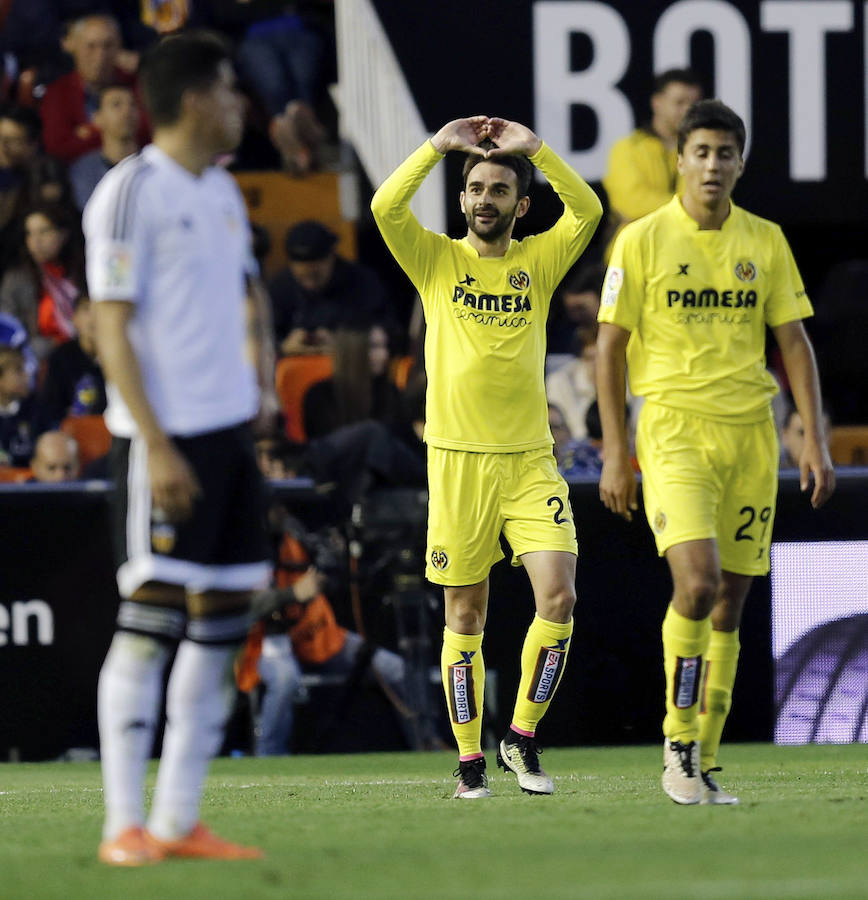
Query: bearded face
[{"left": 460, "top": 160, "right": 526, "bottom": 244}]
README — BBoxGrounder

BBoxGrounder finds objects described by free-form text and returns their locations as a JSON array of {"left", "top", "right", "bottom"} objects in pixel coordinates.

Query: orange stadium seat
[
  {"left": 60, "top": 414, "right": 112, "bottom": 469},
  {"left": 275, "top": 354, "right": 333, "bottom": 443},
  {"left": 828, "top": 426, "right": 868, "bottom": 466},
  {"left": 389, "top": 355, "right": 415, "bottom": 391},
  {"left": 0, "top": 466, "right": 32, "bottom": 483}
]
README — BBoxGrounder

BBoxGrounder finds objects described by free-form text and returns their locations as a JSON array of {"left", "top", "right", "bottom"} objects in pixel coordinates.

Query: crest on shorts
[
  {"left": 734, "top": 260, "right": 757, "bottom": 282},
  {"left": 151, "top": 522, "right": 176, "bottom": 554},
  {"left": 430, "top": 547, "right": 449, "bottom": 571},
  {"left": 653, "top": 509, "right": 667, "bottom": 534},
  {"left": 508, "top": 269, "right": 531, "bottom": 291}
]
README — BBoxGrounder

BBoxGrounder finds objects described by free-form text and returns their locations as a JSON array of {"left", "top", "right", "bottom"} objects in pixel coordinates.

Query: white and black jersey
[
  {"left": 84, "top": 145, "right": 269, "bottom": 598},
  {"left": 84, "top": 144, "right": 258, "bottom": 438}
]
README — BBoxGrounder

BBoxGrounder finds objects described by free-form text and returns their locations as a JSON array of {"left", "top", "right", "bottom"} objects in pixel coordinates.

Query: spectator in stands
[
  {"left": 234, "top": 8, "right": 328, "bottom": 175},
  {"left": 36, "top": 294, "right": 106, "bottom": 431},
  {"left": 269, "top": 220, "right": 392, "bottom": 357},
  {"left": 547, "top": 262, "right": 606, "bottom": 356},
  {"left": 0, "top": 341, "right": 37, "bottom": 467},
  {"left": 0, "top": 106, "right": 43, "bottom": 249},
  {"left": 546, "top": 266, "right": 605, "bottom": 440},
  {"left": 24, "top": 154, "right": 77, "bottom": 209},
  {"left": 302, "top": 324, "right": 405, "bottom": 441},
  {"left": 0, "top": 201, "right": 85, "bottom": 359},
  {"left": 29, "top": 429, "right": 80, "bottom": 482},
  {"left": 558, "top": 401, "right": 606, "bottom": 479},
  {"left": 39, "top": 13, "right": 140, "bottom": 163},
  {"left": 602, "top": 69, "right": 702, "bottom": 257},
  {"left": 69, "top": 83, "right": 140, "bottom": 210}
]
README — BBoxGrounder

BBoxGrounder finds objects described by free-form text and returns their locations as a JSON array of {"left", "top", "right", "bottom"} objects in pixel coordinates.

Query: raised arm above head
[
  {"left": 429, "top": 116, "right": 491, "bottom": 155},
  {"left": 484, "top": 118, "right": 543, "bottom": 158}
]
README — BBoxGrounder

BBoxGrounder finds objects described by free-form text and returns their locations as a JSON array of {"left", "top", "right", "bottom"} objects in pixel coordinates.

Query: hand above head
[
  {"left": 430, "top": 116, "right": 491, "bottom": 155},
  {"left": 484, "top": 118, "right": 543, "bottom": 158}
]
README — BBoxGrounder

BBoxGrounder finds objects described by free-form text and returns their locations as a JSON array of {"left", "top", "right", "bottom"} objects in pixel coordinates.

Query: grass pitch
[{"left": 0, "top": 743, "right": 865, "bottom": 899}]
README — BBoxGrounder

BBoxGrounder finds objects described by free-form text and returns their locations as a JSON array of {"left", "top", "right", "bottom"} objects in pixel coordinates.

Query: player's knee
[
  {"left": 446, "top": 605, "right": 485, "bottom": 634},
  {"left": 536, "top": 584, "right": 576, "bottom": 623},
  {"left": 675, "top": 571, "right": 720, "bottom": 617}
]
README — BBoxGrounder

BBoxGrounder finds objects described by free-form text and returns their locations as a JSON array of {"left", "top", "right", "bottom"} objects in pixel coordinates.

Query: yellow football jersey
[
  {"left": 599, "top": 196, "right": 812, "bottom": 422},
  {"left": 372, "top": 141, "right": 602, "bottom": 451},
  {"left": 603, "top": 128, "right": 681, "bottom": 223}
]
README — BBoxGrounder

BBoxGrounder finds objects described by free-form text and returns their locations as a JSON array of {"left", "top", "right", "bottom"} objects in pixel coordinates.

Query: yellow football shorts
[
  {"left": 425, "top": 446, "right": 577, "bottom": 585},
  {"left": 637, "top": 402, "right": 779, "bottom": 576}
]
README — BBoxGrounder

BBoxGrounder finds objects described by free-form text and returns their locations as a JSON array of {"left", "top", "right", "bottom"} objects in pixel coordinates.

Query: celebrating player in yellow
[
  {"left": 596, "top": 100, "right": 835, "bottom": 805},
  {"left": 372, "top": 117, "right": 601, "bottom": 797}
]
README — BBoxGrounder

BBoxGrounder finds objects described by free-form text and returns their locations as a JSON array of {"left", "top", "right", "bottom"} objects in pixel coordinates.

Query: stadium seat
[
  {"left": 389, "top": 355, "right": 415, "bottom": 391},
  {"left": 232, "top": 171, "right": 356, "bottom": 278},
  {"left": 275, "top": 354, "right": 333, "bottom": 443},
  {"left": 60, "top": 414, "right": 111, "bottom": 469},
  {"left": 0, "top": 466, "right": 32, "bottom": 483},
  {"left": 828, "top": 426, "right": 868, "bottom": 466}
]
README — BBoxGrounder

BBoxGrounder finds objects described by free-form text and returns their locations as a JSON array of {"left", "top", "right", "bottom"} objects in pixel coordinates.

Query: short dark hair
[
  {"left": 462, "top": 138, "right": 533, "bottom": 197},
  {"left": 0, "top": 104, "right": 42, "bottom": 144},
  {"left": 139, "top": 31, "right": 231, "bottom": 128},
  {"left": 677, "top": 99, "right": 746, "bottom": 155},
  {"left": 97, "top": 82, "right": 134, "bottom": 106},
  {"left": 652, "top": 68, "right": 703, "bottom": 97}
]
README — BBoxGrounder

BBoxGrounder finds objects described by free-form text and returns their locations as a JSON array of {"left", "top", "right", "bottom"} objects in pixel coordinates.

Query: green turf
[{"left": 0, "top": 744, "right": 865, "bottom": 899}]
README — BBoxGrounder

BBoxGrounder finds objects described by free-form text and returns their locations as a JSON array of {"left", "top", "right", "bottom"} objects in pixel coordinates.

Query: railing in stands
[{"left": 334, "top": 0, "right": 446, "bottom": 233}]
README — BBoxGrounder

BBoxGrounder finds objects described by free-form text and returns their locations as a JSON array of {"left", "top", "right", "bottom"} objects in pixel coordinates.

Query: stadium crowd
[
  {"left": 0, "top": 8, "right": 860, "bottom": 485},
  {"left": 0, "top": 6, "right": 862, "bottom": 775}
]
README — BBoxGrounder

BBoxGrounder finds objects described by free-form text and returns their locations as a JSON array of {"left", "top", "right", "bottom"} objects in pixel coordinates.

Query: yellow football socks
[
  {"left": 441, "top": 627, "right": 485, "bottom": 759},
  {"left": 662, "top": 605, "right": 712, "bottom": 744},
  {"left": 699, "top": 628, "right": 740, "bottom": 770},
  {"left": 510, "top": 615, "right": 573, "bottom": 736}
]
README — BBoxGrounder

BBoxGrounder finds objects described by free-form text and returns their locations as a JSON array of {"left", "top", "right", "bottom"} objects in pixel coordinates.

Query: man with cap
[{"left": 268, "top": 219, "right": 393, "bottom": 356}]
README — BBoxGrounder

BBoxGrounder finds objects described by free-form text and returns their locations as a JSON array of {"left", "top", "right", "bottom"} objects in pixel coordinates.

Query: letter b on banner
[{"left": 533, "top": 1, "right": 633, "bottom": 180}]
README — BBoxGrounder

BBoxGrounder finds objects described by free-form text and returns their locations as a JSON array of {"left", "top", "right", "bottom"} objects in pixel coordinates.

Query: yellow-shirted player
[
  {"left": 596, "top": 100, "right": 835, "bottom": 805},
  {"left": 601, "top": 69, "right": 702, "bottom": 260},
  {"left": 372, "top": 116, "right": 601, "bottom": 798}
]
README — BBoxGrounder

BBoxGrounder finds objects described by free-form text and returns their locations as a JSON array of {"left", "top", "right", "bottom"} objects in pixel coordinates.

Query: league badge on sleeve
[
  {"left": 98, "top": 242, "right": 135, "bottom": 295},
  {"left": 602, "top": 267, "right": 623, "bottom": 306}
]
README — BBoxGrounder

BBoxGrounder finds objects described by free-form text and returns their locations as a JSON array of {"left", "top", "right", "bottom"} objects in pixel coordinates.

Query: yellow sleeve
[
  {"left": 370, "top": 140, "right": 446, "bottom": 292},
  {"left": 597, "top": 222, "right": 645, "bottom": 332},
  {"left": 521, "top": 142, "right": 603, "bottom": 288},
  {"left": 603, "top": 133, "right": 675, "bottom": 222},
  {"left": 764, "top": 227, "right": 814, "bottom": 327}
]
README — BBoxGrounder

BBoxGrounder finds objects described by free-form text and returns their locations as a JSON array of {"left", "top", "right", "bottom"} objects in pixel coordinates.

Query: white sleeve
[{"left": 83, "top": 164, "right": 152, "bottom": 302}]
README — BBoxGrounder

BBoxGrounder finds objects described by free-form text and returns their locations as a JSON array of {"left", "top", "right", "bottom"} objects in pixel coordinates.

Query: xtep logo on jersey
[
  {"left": 459, "top": 273, "right": 476, "bottom": 286},
  {"left": 448, "top": 652, "right": 478, "bottom": 724},
  {"left": 527, "top": 638, "right": 569, "bottom": 703},
  {"left": 676, "top": 263, "right": 690, "bottom": 276}
]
